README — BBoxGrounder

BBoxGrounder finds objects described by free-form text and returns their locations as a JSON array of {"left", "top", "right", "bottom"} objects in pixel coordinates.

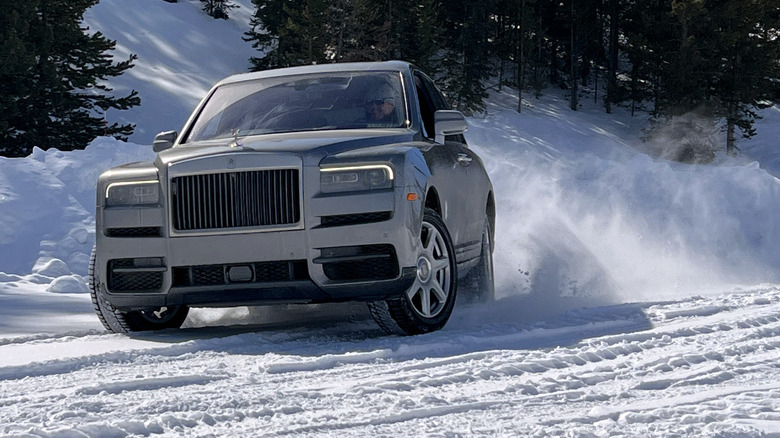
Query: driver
[{"left": 364, "top": 82, "right": 399, "bottom": 125}]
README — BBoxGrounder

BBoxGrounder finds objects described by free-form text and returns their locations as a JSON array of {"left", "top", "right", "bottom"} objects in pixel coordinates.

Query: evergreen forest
[
  {"left": 0, "top": 0, "right": 139, "bottom": 157},
  {"left": 246, "top": 0, "right": 780, "bottom": 155},
  {"left": 0, "top": 0, "right": 778, "bottom": 157}
]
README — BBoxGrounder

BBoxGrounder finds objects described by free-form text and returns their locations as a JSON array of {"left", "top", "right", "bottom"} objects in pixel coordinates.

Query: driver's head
[{"left": 365, "top": 83, "right": 397, "bottom": 122}]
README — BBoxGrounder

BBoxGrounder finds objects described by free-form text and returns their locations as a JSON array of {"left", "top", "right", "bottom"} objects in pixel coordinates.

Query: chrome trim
[{"left": 398, "top": 70, "right": 411, "bottom": 128}]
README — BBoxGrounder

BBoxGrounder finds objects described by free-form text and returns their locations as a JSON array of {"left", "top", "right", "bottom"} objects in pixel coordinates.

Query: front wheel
[
  {"left": 369, "top": 209, "right": 457, "bottom": 335},
  {"left": 89, "top": 245, "right": 189, "bottom": 333},
  {"left": 462, "top": 216, "right": 495, "bottom": 302}
]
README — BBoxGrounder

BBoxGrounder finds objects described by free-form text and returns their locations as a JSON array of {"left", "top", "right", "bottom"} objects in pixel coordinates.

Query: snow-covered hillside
[
  {"left": 2, "top": 0, "right": 780, "bottom": 436},
  {"left": 82, "top": 0, "right": 258, "bottom": 144}
]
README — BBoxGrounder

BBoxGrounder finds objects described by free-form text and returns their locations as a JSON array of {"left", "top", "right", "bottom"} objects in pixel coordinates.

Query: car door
[{"left": 413, "top": 71, "right": 484, "bottom": 266}]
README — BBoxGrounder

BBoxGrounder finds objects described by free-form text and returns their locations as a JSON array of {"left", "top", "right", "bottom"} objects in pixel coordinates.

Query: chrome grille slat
[{"left": 171, "top": 169, "right": 300, "bottom": 232}]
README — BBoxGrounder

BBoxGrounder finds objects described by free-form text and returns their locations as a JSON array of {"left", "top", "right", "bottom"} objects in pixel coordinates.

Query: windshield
[{"left": 184, "top": 71, "right": 408, "bottom": 143}]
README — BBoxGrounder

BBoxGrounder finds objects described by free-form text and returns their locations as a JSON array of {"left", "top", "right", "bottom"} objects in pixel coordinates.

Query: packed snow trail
[{"left": 2, "top": 286, "right": 780, "bottom": 437}]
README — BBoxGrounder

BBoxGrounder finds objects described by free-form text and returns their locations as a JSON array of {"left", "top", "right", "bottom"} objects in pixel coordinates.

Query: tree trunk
[
  {"left": 606, "top": 0, "right": 618, "bottom": 114},
  {"left": 630, "top": 61, "right": 640, "bottom": 117},
  {"left": 569, "top": 0, "right": 578, "bottom": 111},
  {"left": 726, "top": 99, "right": 738, "bottom": 155},
  {"left": 517, "top": 0, "right": 526, "bottom": 113},
  {"left": 499, "top": 59, "right": 504, "bottom": 92},
  {"left": 726, "top": 119, "right": 736, "bottom": 155}
]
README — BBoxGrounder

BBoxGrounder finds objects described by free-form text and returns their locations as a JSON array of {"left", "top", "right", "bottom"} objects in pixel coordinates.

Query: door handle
[{"left": 457, "top": 153, "right": 473, "bottom": 164}]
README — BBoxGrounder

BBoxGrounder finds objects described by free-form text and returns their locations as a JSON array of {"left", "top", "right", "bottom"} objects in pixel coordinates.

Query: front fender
[
  {"left": 317, "top": 142, "right": 431, "bottom": 201},
  {"left": 317, "top": 143, "right": 432, "bottom": 264}
]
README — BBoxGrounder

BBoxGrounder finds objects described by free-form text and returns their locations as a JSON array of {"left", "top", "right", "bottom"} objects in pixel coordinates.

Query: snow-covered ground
[
  {"left": 3, "top": 286, "right": 780, "bottom": 436},
  {"left": 2, "top": 0, "right": 780, "bottom": 436}
]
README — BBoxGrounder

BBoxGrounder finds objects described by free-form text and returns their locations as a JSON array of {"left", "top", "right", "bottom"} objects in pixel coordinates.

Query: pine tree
[
  {"left": 625, "top": 0, "right": 780, "bottom": 154},
  {"left": 245, "top": 0, "right": 292, "bottom": 70},
  {"left": 330, "top": 0, "right": 390, "bottom": 62},
  {"left": 286, "top": 0, "right": 328, "bottom": 64},
  {"left": 620, "top": 0, "right": 673, "bottom": 114},
  {"left": 0, "top": 0, "right": 139, "bottom": 157},
  {"left": 245, "top": 0, "right": 325, "bottom": 69},
  {"left": 388, "top": 0, "right": 442, "bottom": 73},
  {"left": 0, "top": 2, "right": 36, "bottom": 151},
  {"left": 705, "top": 0, "right": 780, "bottom": 154},
  {"left": 439, "top": 0, "right": 495, "bottom": 112},
  {"left": 200, "top": 0, "right": 237, "bottom": 19},
  {"left": 663, "top": 0, "right": 710, "bottom": 113}
]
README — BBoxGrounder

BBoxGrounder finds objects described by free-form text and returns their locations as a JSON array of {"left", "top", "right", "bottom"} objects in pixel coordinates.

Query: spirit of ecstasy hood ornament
[{"left": 229, "top": 128, "right": 242, "bottom": 148}]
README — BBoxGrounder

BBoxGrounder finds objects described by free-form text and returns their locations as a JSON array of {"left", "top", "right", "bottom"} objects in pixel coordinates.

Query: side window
[
  {"left": 419, "top": 74, "right": 449, "bottom": 111},
  {"left": 414, "top": 74, "right": 436, "bottom": 140},
  {"left": 415, "top": 72, "right": 467, "bottom": 145}
]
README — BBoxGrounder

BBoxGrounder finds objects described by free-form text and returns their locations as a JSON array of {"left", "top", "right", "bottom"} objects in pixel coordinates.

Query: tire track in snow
[
  {"left": 2, "top": 287, "right": 780, "bottom": 436},
  {"left": 258, "top": 289, "right": 780, "bottom": 436}
]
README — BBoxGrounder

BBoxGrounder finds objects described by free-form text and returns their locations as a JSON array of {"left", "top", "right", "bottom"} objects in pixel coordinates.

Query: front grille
[
  {"left": 107, "top": 259, "right": 164, "bottom": 292},
  {"left": 171, "top": 169, "right": 300, "bottom": 232},
  {"left": 172, "top": 260, "right": 309, "bottom": 287},
  {"left": 319, "top": 212, "right": 392, "bottom": 228},
  {"left": 320, "top": 245, "right": 398, "bottom": 282}
]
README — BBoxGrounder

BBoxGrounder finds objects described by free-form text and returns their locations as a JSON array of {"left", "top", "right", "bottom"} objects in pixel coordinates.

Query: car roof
[{"left": 215, "top": 61, "right": 413, "bottom": 87}]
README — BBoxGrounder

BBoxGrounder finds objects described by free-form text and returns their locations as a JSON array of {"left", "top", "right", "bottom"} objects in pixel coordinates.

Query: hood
[{"left": 155, "top": 129, "right": 417, "bottom": 167}]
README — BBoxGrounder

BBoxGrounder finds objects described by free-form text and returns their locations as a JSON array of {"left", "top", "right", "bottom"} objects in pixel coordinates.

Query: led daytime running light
[
  {"left": 105, "top": 180, "right": 160, "bottom": 200},
  {"left": 321, "top": 165, "right": 394, "bottom": 181}
]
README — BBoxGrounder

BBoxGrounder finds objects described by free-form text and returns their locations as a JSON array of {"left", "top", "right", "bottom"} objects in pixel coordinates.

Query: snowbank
[{"left": 0, "top": 138, "right": 154, "bottom": 282}]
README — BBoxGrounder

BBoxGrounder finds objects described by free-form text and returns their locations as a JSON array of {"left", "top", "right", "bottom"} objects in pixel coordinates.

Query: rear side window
[
  {"left": 414, "top": 75, "right": 436, "bottom": 140},
  {"left": 413, "top": 71, "right": 465, "bottom": 144}
]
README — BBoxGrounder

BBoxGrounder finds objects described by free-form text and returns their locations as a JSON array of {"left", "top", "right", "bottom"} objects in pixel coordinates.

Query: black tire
[
  {"left": 462, "top": 216, "right": 495, "bottom": 302},
  {"left": 89, "top": 245, "right": 189, "bottom": 333},
  {"left": 368, "top": 209, "right": 457, "bottom": 335}
]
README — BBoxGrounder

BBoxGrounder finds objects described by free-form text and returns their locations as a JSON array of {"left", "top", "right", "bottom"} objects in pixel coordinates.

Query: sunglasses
[{"left": 366, "top": 98, "right": 395, "bottom": 106}]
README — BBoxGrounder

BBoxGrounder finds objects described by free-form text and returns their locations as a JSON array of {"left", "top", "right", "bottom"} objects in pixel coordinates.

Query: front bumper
[{"left": 95, "top": 188, "right": 423, "bottom": 311}]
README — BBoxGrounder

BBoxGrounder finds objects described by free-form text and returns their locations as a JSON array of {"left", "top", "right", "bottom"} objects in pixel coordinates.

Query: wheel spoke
[
  {"left": 431, "top": 281, "right": 448, "bottom": 303},
  {"left": 433, "top": 238, "right": 448, "bottom": 261},
  {"left": 422, "top": 224, "right": 436, "bottom": 254},
  {"left": 406, "top": 279, "right": 423, "bottom": 302},
  {"left": 432, "top": 257, "right": 450, "bottom": 273},
  {"left": 420, "top": 287, "right": 432, "bottom": 317}
]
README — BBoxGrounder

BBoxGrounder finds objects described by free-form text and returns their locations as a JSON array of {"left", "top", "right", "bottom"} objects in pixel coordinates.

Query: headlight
[
  {"left": 320, "top": 165, "right": 394, "bottom": 193},
  {"left": 105, "top": 181, "right": 160, "bottom": 206}
]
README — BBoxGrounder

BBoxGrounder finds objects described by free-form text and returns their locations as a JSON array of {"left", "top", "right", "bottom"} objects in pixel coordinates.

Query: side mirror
[
  {"left": 152, "top": 130, "right": 178, "bottom": 152},
  {"left": 434, "top": 110, "right": 468, "bottom": 144}
]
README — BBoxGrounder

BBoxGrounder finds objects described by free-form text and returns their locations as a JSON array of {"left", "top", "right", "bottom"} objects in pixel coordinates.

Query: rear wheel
[
  {"left": 369, "top": 209, "right": 457, "bottom": 335},
  {"left": 89, "top": 245, "right": 188, "bottom": 333}
]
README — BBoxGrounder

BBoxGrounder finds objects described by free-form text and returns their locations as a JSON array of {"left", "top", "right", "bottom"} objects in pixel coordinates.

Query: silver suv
[{"left": 90, "top": 61, "right": 494, "bottom": 335}]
